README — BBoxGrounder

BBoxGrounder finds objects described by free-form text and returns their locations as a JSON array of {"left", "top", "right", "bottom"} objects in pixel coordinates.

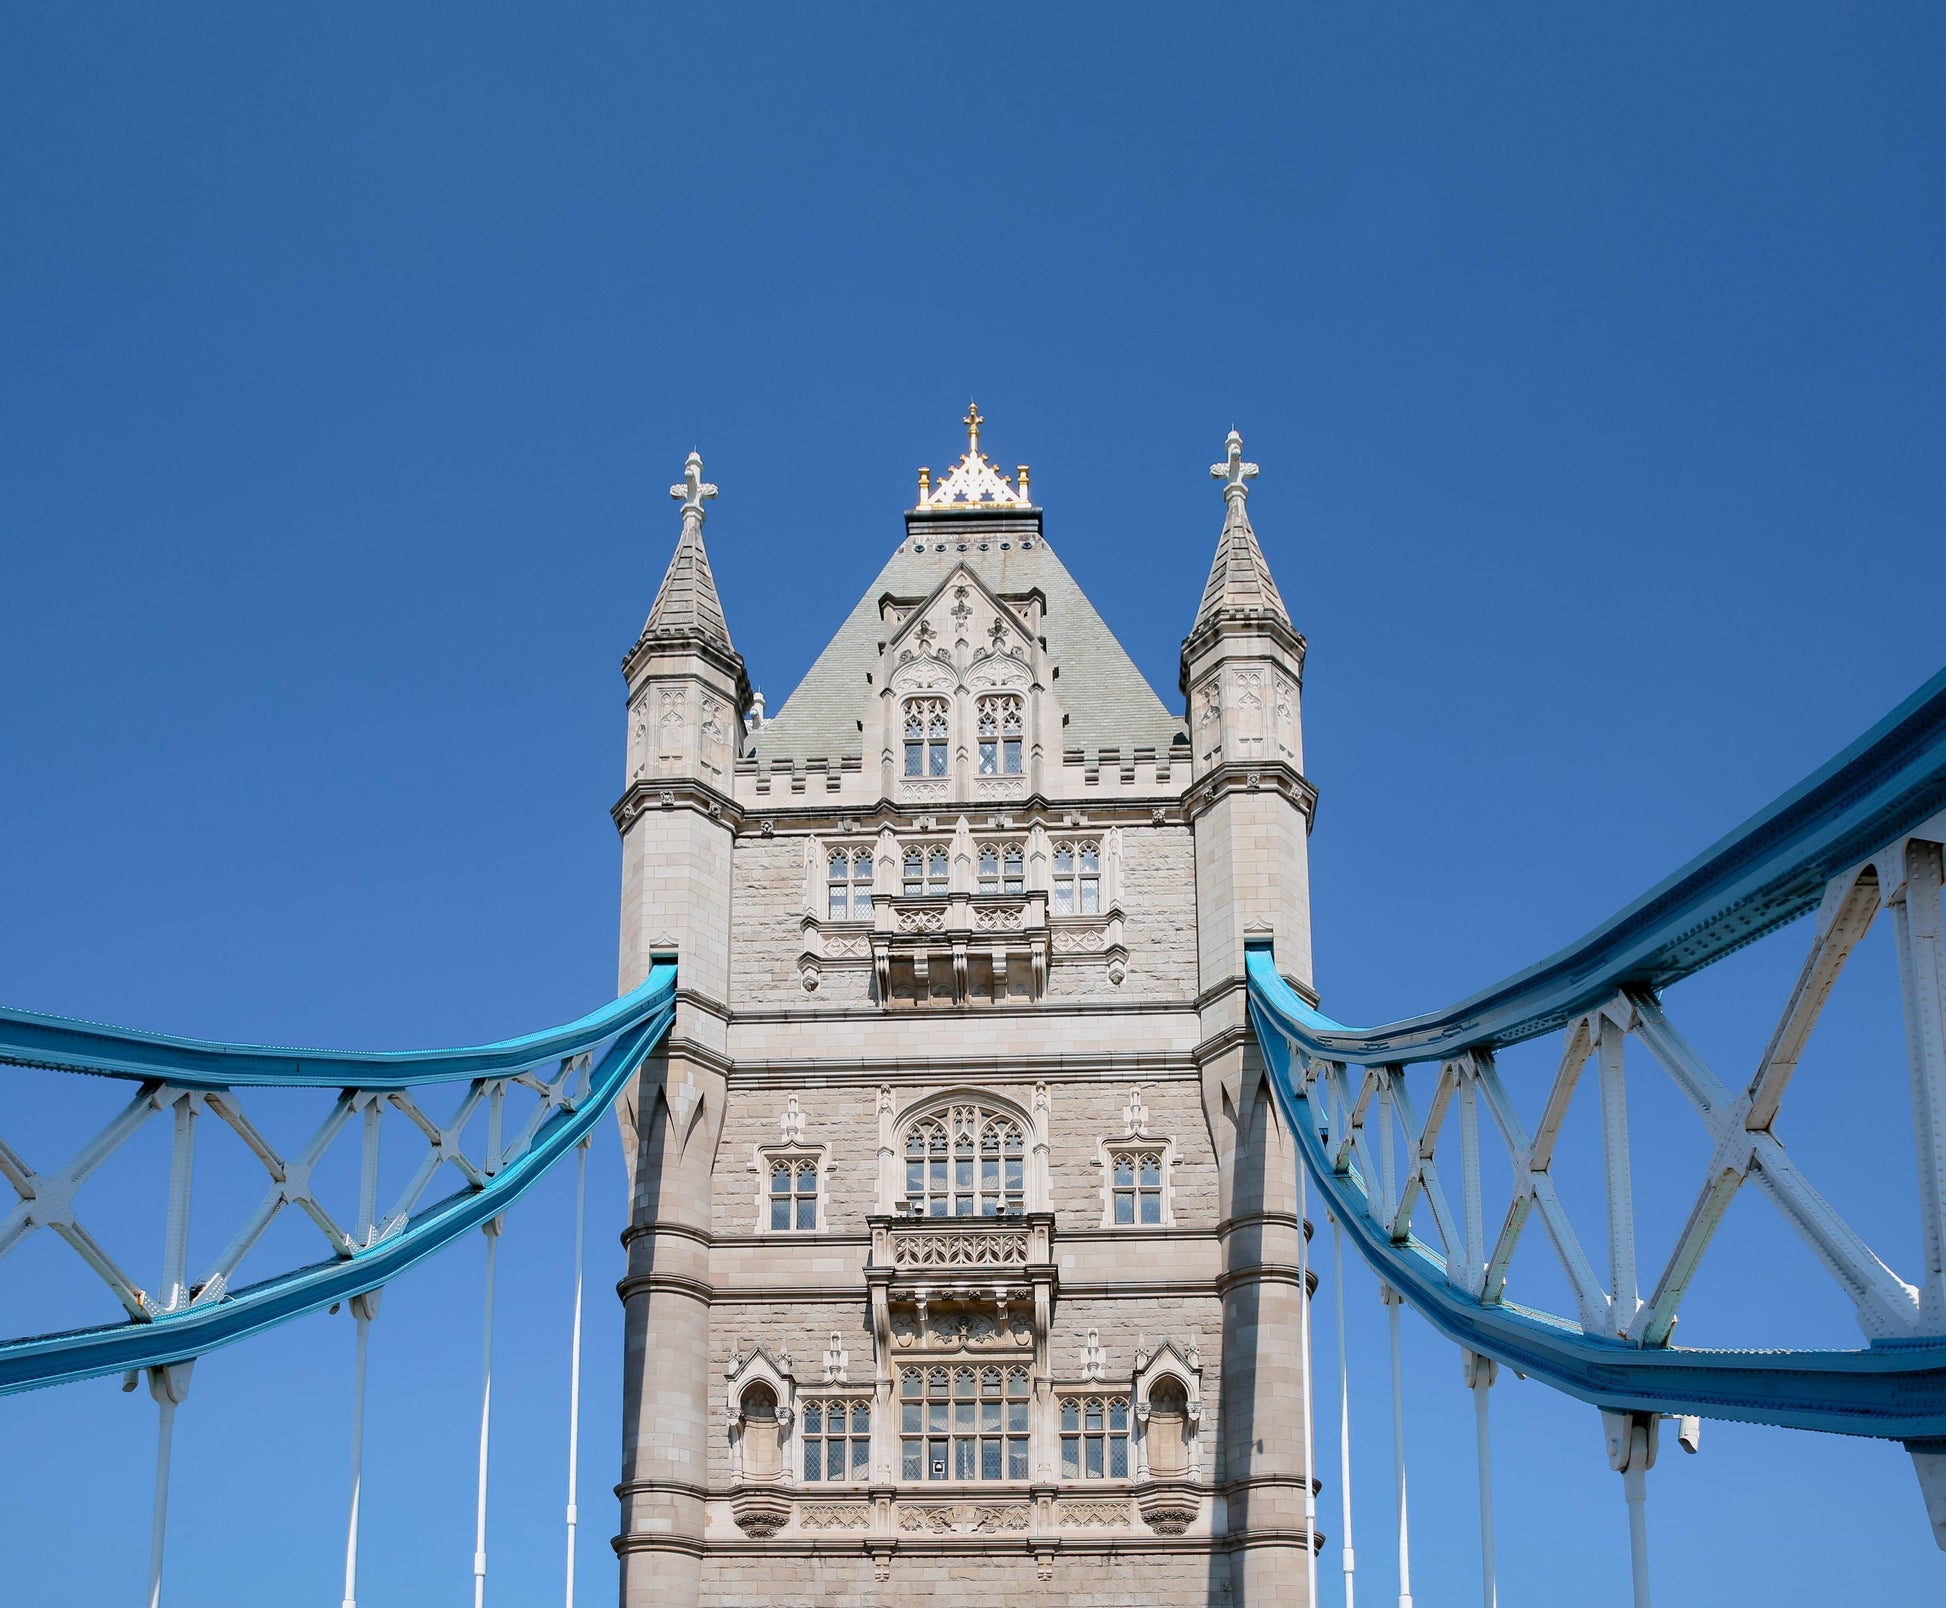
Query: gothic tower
[{"left": 613, "top": 416, "right": 1316, "bottom": 1606}]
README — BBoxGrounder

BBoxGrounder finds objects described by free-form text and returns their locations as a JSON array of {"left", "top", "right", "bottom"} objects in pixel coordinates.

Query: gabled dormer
[{"left": 868, "top": 562, "right": 1069, "bottom": 807}]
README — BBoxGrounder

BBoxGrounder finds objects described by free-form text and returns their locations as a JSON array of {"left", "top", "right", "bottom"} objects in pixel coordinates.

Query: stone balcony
[
  {"left": 869, "top": 892, "right": 1050, "bottom": 1005},
  {"left": 865, "top": 1213, "right": 1056, "bottom": 1362}
]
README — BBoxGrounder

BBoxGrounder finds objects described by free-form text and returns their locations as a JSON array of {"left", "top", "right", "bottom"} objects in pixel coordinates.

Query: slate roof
[
  {"left": 641, "top": 520, "right": 734, "bottom": 651},
  {"left": 750, "top": 517, "right": 1186, "bottom": 769},
  {"left": 1194, "top": 491, "right": 1290, "bottom": 632}
]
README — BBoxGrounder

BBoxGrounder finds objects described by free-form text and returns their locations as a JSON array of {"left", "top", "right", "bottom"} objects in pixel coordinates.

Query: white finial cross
[
  {"left": 670, "top": 450, "right": 718, "bottom": 524},
  {"left": 1210, "top": 430, "right": 1259, "bottom": 503}
]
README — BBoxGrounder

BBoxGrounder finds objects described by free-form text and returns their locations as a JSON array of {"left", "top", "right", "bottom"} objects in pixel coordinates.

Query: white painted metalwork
[
  {"left": 1382, "top": 1283, "right": 1413, "bottom": 1608},
  {"left": 474, "top": 1215, "right": 503, "bottom": 1608},
  {"left": 564, "top": 1137, "right": 590, "bottom": 1608},
  {"left": 341, "top": 1290, "right": 379, "bottom": 1608},
  {"left": 1603, "top": 1409, "right": 1657, "bottom": 1608},
  {"left": 1464, "top": 1349, "right": 1499, "bottom": 1608},
  {"left": 0, "top": 1053, "right": 593, "bottom": 1343},
  {"left": 1293, "top": 823, "right": 1946, "bottom": 1369},
  {"left": 144, "top": 1360, "right": 193, "bottom": 1608},
  {"left": 1330, "top": 1210, "right": 1357, "bottom": 1608}
]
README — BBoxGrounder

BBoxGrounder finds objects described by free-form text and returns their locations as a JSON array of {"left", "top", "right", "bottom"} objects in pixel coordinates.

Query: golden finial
[{"left": 964, "top": 400, "right": 983, "bottom": 455}]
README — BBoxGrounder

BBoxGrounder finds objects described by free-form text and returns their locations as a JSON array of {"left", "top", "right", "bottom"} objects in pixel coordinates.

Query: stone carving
[
  {"left": 799, "top": 1502, "right": 870, "bottom": 1530},
  {"left": 973, "top": 905, "right": 1023, "bottom": 931},
  {"left": 896, "top": 906, "right": 947, "bottom": 934},
  {"left": 890, "top": 1308, "right": 1030, "bottom": 1353},
  {"left": 1056, "top": 1499, "right": 1131, "bottom": 1528},
  {"left": 821, "top": 1332, "right": 849, "bottom": 1384},
  {"left": 1124, "top": 1086, "right": 1151, "bottom": 1137},
  {"left": 898, "top": 1502, "right": 1029, "bottom": 1534},
  {"left": 890, "top": 1229, "right": 1027, "bottom": 1269},
  {"left": 778, "top": 1094, "right": 806, "bottom": 1145},
  {"left": 1140, "top": 1501, "right": 1197, "bottom": 1537},
  {"left": 730, "top": 1488, "right": 792, "bottom": 1538}
]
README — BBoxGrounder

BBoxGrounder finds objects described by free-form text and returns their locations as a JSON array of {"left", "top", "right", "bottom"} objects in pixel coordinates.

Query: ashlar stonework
[{"left": 613, "top": 415, "right": 1319, "bottom": 1606}]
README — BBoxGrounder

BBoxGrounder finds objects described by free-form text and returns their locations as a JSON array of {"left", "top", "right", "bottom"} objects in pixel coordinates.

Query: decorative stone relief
[
  {"left": 1056, "top": 1499, "right": 1132, "bottom": 1528},
  {"left": 778, "top": 1094, "right": 806, "bottom": 1145},
  {"left": 799, "top": 1503, "right": 870, "bottom": 1530}
]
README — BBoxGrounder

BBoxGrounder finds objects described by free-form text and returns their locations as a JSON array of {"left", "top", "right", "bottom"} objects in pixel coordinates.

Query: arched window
[
  {"left": 903, "top": 697, "right": 949, "bottom": 778},
  {"left": 903, "top": 1103, "right": 1025, "bottom": 1217},
  {"left": 1060, "top": 1395, "right": 1131, "bottom": 1479},
  {"left": 902, "top": 844, "right": 949, "bottom": 897},
  {"left": 900, "top": 1365, "right": 1030, "bottom": 1481},
  {"left": 801, "top": 1396, "right": 872, "bottom": 1483},
  {"left": 1052, "top": 842, "right": 1101, "bottom": 915},
  {"left": 976, "top": 695, "right": 1023, "bottom": 776},
  {"left": 976, "top": 842, "right": 1024, "bottom": 896},
  {"left": 1144, "top": 1378, "right": 1189, "bottom": 1476},
  {"left": 769, "top": 1157, "right": 819, "bottom": 1230},
  {"left": 827, "top": 848, "right": 873, "bottom": 920},
  {"left": 1112, "top": 1150, "right": 1164, "bottom": 1225}
]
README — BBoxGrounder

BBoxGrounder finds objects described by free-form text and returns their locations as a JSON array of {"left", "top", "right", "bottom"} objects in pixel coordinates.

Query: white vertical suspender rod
[
  {"left": 474, "top": 1215, "right": 502, "bottom": 1608},
  {"left": 144, "top": 1361, "right": 193, "bottom": 1608},
  {"left": 474, "top": 1077, "right": 506, "bottom": 1608},
  {"left": 1331, "top": 1210, "right": 1356, "bottom": 1608},
  {"left": 1465, "top": 1351, "right": 1499, "bottom": 1608},
  {"left": 564, "top": 1135, "right": 591, "bottom": 1608},
  {"left": 343, "top": 1096, "right": 382, "bottom": 1608},
  {"left": 1384, "top": 1284, "right": 1413, "bottom": 1608}
]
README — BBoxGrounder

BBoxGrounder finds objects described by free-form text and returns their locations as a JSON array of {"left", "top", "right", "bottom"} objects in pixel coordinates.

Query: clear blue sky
[{"left": 3, "top": 5, "right": 1943, "bottom": 1604}]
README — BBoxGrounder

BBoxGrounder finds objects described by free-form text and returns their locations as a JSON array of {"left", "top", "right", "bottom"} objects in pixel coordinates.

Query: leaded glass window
[
  {"left": 904, "top": 698, "right": 949, "bottom": 778},
  {"left": 1052, "top": 842, "right": 1101, "bottom": 916},
  {"left": 826, "top": 848, "right": 874, "bottom": 920},
  {"left": 976, "top": 694, "right": 1023, "bottom": 776},
  {"left": 769, "top": 1157, "right": 819, "bottom": 1230},
  {"left": 902, "top": 844, "right": 949, "bottom": 897},
  {"left": 903, "top": 1104, "right": 1025, "bottom": 1217},
  {"left": 900, "top": 1366, "right": 1029, "bottom": 1481},
  {"left": 976, "top": 842, "right": 1025, "bottom": 896},
  {"left": 1059, "top": 1395, "right": 1130, "bottom": 1480},
  {"left": 801, "top": 1396, "right": 872, "bottom": 1483},
  {"left": 1112, "top": 1149, "right": 1164, "bottom": 1225}
]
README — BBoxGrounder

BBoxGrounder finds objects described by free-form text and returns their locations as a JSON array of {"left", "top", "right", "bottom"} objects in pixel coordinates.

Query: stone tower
[{"left": 613, "top": 414, "right": 1318, "bottom": 1605}]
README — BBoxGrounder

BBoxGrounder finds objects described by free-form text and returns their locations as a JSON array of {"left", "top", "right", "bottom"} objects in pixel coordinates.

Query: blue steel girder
[
  {"left": 1244, "top": 663, "right": 1946, "bottom": 1444},
  {"left": 0, "top": 963, "right": 676, "bottom": 1395}
]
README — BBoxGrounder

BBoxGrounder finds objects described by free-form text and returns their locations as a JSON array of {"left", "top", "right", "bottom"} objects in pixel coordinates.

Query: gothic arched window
[
  {"left": 827, "top": 848, "right": 873, "bottom": 920},
  {"left": 902, "top": 843, "right": 949, "bottom": 897},
  {"left": 769, "top": 1157, "right": 819, "bottom": 1230},
  {"left": 801, "top": 1396, "right": 872, "bottom": 1483},
  {"left": 976, "top": 694, "right": 1023, "bottom": 776},
  {"left": 1052, "top": 841, "right": 1101, "bottom": 915},
  {"left": 903, "top": 697, "right": 949, "bottom": 778},
  {"left": 1060, "top": 1395, "right": 1131, "bottom": 1479},
  {"left": 902, "top": 1103, "right": 1025, "bottom": 1217},
  {"left": 976, "top": 842, "right": 1024, "bottom": 896},
  {"left": 900, "top": 1365, "right": 1030, "bottom": 1481}
]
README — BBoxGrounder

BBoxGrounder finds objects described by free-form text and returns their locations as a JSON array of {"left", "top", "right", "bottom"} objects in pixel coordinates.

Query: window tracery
[
  {"left": 903, "top": 1104, "right": 1025, "bottom": 1217},
  {"left": 976, "top": 842, "right": 1025, "bottom": 896},
  {"left": 899, "top": 1365, "right": 1030, "bottom": 1481},
  {"left": 903, "top": 697, "right": 950, "bottom": 779},
  {"left": 1051, "top": 842, "right": 1101, "bottom": 915},
  {"left": 800, "top": 1396, "right": 872, "bottom": 1483},
  {"left": 826, "top": 848, "right": 874, "bottom": 920},
  {"left": 1060, "top": 1395, "right": 1131, "bottom": 1480},
  {"left": 901, "top": 843, "right": 950, "bottom": 897},
  {"left": 769, "top": 1156, "right": 820, "bottom": 1230},
  {"left": 976, "top": 694, "right": 1023, "bottom": 777}
]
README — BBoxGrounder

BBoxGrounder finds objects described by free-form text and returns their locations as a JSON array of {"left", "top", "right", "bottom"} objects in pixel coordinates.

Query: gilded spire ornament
[{"left": 916, "top": 405, "right": 1030, "bottom": 509}]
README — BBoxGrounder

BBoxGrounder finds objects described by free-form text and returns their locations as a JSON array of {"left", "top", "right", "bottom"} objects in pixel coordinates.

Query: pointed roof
[
  {"left": 637, "top": 450, "right": 735, "bottom": 653},
  {"left": 754, "top": 528, "right": 1183, "bottom": 769},
  {"left": 1192, "top": 430, "right": 1291, "bottom": 634},
  {"left": 642, "top": 519, "right": 733, "bottom": 650}
]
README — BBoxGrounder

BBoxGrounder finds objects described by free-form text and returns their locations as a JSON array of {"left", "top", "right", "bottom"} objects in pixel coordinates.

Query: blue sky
[{"left": 2, "top": 5, "right": 1943, "bottom": 1604}]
